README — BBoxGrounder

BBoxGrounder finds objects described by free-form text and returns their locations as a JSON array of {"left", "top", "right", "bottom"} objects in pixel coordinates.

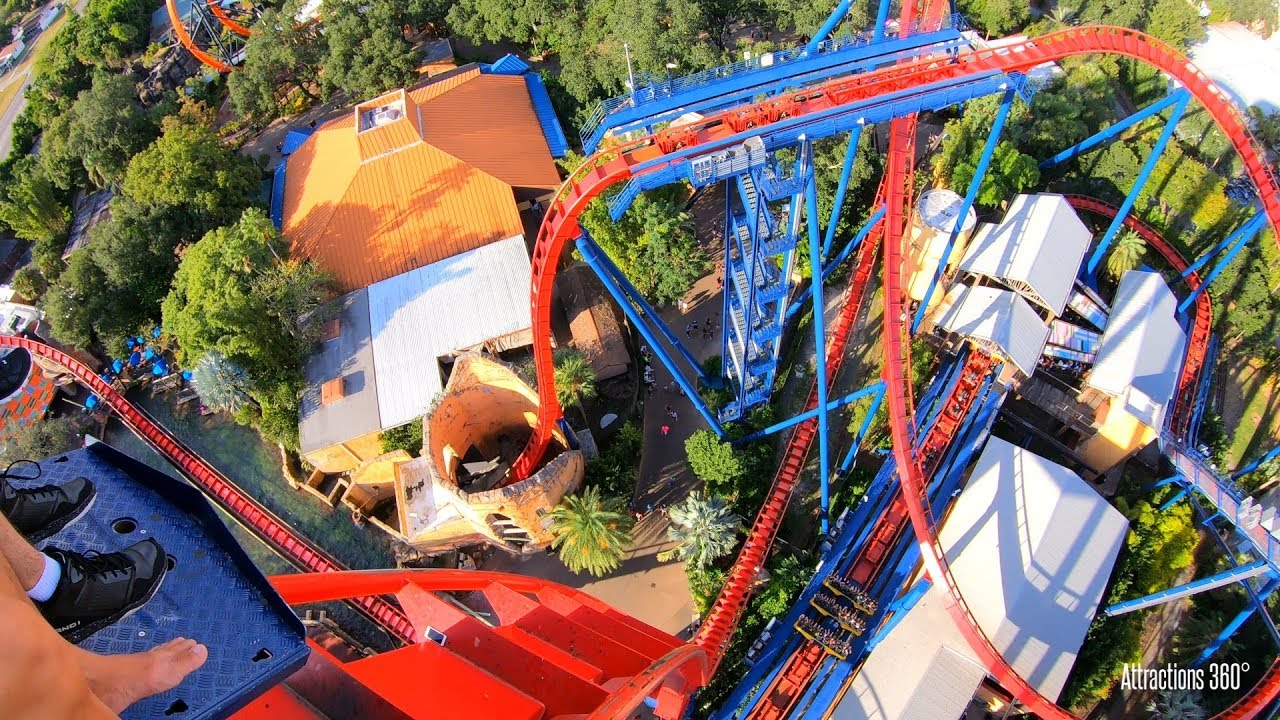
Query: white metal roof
[
  {"left": 935, "top": 284, "right": 1049, "bottom": 375},
  {"left": 368, "top": 235, "right": 533, "bottom": 430},
  {"left": 958, "top": 193, "right": 1093, "bottom": 315},
  {"left": 838, "top": 438, "right": 1128, "bottom": 718},
  {"left": 1086, "top": 270, "right": 1186, "bottom": 428}
]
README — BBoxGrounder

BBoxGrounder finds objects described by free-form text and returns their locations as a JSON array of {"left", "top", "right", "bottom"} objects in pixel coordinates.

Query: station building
[{"left": 835, "top": 437, "right": 1128, "bottom": 718}]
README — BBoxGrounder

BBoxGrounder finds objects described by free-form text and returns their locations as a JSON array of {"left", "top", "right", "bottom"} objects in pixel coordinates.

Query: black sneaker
[
  {"left": 0, "top": 472, "right": 95, "bottom": 543},
  {"left": 39, "top": 539, "right": 167, "bottom": 644}
]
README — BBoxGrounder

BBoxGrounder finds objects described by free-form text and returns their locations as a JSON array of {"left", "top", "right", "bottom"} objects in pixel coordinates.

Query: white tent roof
[
  {"left": 1086, "top": 270, "right": 1186, "bottom": 428},
  {"left": 935, "top": 284, "right": 1049, "bottom": 375},
  {"left": 368, "top": 235, "right": 533, "bottom": 430},
  {"left": 1190, "top": 23, "right": 1280, "bottom": 114},
  {"left": 836, "top": 438, "right": 1129, "bottom": 719},
  {"left": 958, "top": 193, "right": 1093, "bottom": 315}
]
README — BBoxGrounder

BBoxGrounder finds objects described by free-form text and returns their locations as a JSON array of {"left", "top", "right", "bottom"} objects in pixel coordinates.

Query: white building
[
  {"left": 958, "top": 193, "right": 1094, "bottom": 316},
  {"left": 934, "top": 284, "right": 1049, "bottom": 376},
  {"left": 835, "top": 437, "right": 1129, "bottom": 719}
]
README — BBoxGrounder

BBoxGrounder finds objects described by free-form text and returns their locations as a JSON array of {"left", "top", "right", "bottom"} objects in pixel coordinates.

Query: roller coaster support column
[
  {"left": 1179, "top": 211, "right": 1267, "bottom": 314},
  {"left": 584, "top": 226, "right": 712, "bottom": 383},
  {"left": 1232, "top": 443, "right": 1280, "bottom": 482},
  {"left": 913, "top": 87, "right": 1016, "bottom": 332},
  {"left": 872, "top": 0, "right": 893, "bottom": 42},
  {"left": 803, "top": 136, "right": 834, "bottom": 533},
  {"left": 840, "top": 383, "right": 885, "bottom": 473},
  {"left": 788, "top": 205, "right": 884, "bottom": 321},
  {"left": 1191, "top": 575, "right": 1280, "bottom": 668},
  {"left": 1086, "top": 91, "right": 1191, "bottom": 275},
  {"left": 1104, "top": 558, "right": 1270, "bottom": 617},
  {"left": 577, "top": 233, "right": 727, "bottom": 437},
  {"left": 822, "top": 123, "right": 866, "bottom": 259},
  {"left": 867, "top": 578, "right": 932, "bottom": 651},
  {"left": 1038, "top": 89, "right": 1190, "bottom": 170},
  {"left": 804, "top": 0, "right": 855, "bottom": 55},
  {"left": 738, "top": 382, "right": 885, "bottom": 443}
]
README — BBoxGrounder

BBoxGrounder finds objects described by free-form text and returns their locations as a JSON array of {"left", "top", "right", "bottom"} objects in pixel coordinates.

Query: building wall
[
  {"left": 303, "top": 429, "right": 386, "bottom": 475},
  {"left": 1077, "top": 393, "right": 1156, "bottom": 474},
  {"left": 905, "top": 219, "right": 972, "bottom": 306}
]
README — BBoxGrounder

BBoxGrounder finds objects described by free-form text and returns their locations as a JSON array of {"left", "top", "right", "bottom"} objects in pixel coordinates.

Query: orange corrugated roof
[{"left": 282, "top": 67, "right": 561, "bottom": 292}]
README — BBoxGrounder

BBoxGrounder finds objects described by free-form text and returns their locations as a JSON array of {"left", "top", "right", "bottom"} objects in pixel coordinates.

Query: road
[{"left": 0, "top": 68, "right": 33, "bottom": 159}]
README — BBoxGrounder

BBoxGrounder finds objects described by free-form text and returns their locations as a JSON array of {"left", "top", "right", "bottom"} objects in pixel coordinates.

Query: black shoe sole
[
  {"left": 27, "top": 487, "right": 97, "bottom": 545},
  {"left": 61, "top": 561, "right": 167, "bottom": 646}
]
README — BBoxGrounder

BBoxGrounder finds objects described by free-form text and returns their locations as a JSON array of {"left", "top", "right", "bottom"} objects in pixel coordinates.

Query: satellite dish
[{"left": 600, "top": 413, "right": 618, "bottom": 429}]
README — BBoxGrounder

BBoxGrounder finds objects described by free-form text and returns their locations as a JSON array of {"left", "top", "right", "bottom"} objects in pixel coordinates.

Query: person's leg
[
  {"left": 0, "top": 540, "right": 116, "bottom": 720},
  {"left": 0, "top": 503, "right": 45, "bottom": 590}
]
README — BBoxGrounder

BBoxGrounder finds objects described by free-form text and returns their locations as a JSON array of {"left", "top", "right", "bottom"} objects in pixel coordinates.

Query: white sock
[{"left": 26, "top": 553, "right": 61, "bottom": 603}]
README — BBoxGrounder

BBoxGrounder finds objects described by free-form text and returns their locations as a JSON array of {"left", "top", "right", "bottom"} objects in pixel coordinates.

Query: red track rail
[
  {"left": 165, "top": 0, "right": 237, "bottom": 72},
  {"left": 0, "top": 336, "right": 417, "bottom": 644},
  {"left": 206, "top": 0, "right": 252, "bottom": 37},
  {"left": 509, "top": 24, "right": 1280, "bottom": 718},
  {"left": 1062, "top": 195, "right": 1213, "bottom": 439}
]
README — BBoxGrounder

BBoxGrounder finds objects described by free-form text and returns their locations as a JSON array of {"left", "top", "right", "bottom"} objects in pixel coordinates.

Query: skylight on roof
[{"left": 359, "top": 98, "right": 406, "bottom": 132}]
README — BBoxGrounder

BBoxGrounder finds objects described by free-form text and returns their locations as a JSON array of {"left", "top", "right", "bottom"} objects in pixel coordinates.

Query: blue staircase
[{"left": 720, "top": 158, "right": 806, "bottom": 422}]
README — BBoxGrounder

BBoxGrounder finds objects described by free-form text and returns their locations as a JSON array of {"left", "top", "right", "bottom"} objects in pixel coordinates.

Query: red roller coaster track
[
  {"left": 0, "top": 336, "right": 419, "bottom": 645},
  {"left": 514, "top": 24, "right": 1280, "bottom": 720}
]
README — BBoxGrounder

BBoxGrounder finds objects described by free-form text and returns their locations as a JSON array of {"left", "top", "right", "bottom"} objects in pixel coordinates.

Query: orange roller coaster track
[{"left": 514, "top": 25, "right": 1280, "bottom": 720}]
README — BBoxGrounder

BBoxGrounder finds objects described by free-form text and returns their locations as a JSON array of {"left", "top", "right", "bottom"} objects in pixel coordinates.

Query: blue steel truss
[{"left": 716, "top": 143, "right": 810, "bottom": 422}]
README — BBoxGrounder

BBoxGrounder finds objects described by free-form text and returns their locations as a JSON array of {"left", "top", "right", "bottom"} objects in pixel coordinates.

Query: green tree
[
  {"left": 658, "top": 491, "right": 741, "bottom": 567},
  {"left": 446, "top": 0, "right": 576, "bottom": 54},
  {"left": 956, "top": 0, "right": 1030, "bottom": 36},
  {"left": 549, "top": 485, "right": 635, "bottom": 577},
  {"left": 1147, "top": 689, "right": 1206, "bottom": 720},
  {"left": 121, "top": 120, "right": 261, "bottom": 234},
  {"left": 1145, "top": 0, "right": 1206, "bottom": 50},
  {"left": 41, "top": 251, "right": 108, "bottom": 349},
  {"left": 228, "top": 0, "right": 327, "bottom": 121},
  {"left": 1, "top": 415, "right": 82, "bottom": 463},
  {"left": 0, "top": 164, "right": 71, "bottom": 279},
  {"left": 380, "top": 419, "right": 424, "bottom": 456},
  {"left": 553, "top": 347, "right": 597, "bottom": 427},
  {"left": 1248, "top": 106, "right": 1280, "bottom": 154},
  {"left": 10, "top": 266, "right": 46, "bottom": 300},
  {"left": 684, "top": 429, "right": 744, "bottom": 493},
  {"left": 253, "top": 259, "right": 335, "bottom": 345},
  {"left": 579, "top": 187, "right": 708, "bottom": 305},
  {"left": 74, "top": 0, "right": 153, "bottom": 68},
  {"left": 191, "top": 350, "right": 256, "bottom": 414},
  {"left": 64, "top": 73, "right": 159, "bottom": 188},
  {"left": 1105, "top": 229, "right": 1147, "bottom": 280},
  {"left": 162, "top": 208, "right": 299, "bottom": 380},
  {"left": 321, "top": 0, "right": 420, "bottom": 100}
]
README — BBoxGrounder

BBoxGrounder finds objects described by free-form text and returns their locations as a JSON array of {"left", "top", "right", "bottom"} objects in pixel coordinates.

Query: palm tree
[
  {"left": 549, "top": 485, "right": 634, "bottom": 577},
  {"left": 1106, "top": 229, "right": 1147, "bottom": 280},
  {"left": 553, "top": 347, "right": 597, "bottom": 428},
  {"left": 1147, "top": 689, "right": 1206, "bottom": 720},
  {"left": 191, "top": 350, "right": 255, "bottom": 414},
  {"left": 658, "top": 491, "right": 742, "bottom": 567}
]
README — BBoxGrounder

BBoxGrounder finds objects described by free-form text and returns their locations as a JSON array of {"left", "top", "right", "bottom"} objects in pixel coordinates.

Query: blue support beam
[
  {"left": 585, "top": 224, "right": 711, "bottom": 382},
  {"left": 1233, "top": 443, "right": 1280, "bottom": 481},
  {"left": 577, "top": 233, "right": 727, "bottom": 437},
  {"left": 866, "top": 579, "right": 933, "bottom": 651},
  {"left": 788, "top": 206, "right": 884, "bottom": 321},
  {"left": 803, "top": 137, "right": 834, "bottom": 533},
  {"left": 738, "top": 382, "right": 885, "bottom": 443},
  {"left": 1086, "top": 92, "right": 1191, "bottom": 276},
  {"left": 840, "top": 384, "right": 886, "bottom": 473},
  {"left": 1104, "top": 558, "right": 1270, "bottom": 617},
  {"left": 872, "top": 0, "right": 893, "bottom": 42},
  {"left": 1160, "top": 488, "right": 1188, "bottom": 512},
  {"left": 821, "top": 124, "right": 865, "bottom": 260},
  {"left": 912, "top": 87, "right": 1016, "bottom": 332},
  {"left": 805, "top": 0, "right": 854, "bottom": 55},
  {"left": 1039, "top": 89, "right": 1190, "bottom": 170},
  {"left": 1179, "top": 211, "right": 1267, "bottom": 314},
  {"left": 1190, "top": 575, "right": 1280, "bottom": 668}
]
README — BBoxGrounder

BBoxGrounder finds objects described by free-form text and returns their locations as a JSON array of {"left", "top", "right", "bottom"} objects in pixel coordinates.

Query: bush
[
  {"left": 685, "top": 429, "right": 744, "bottom": 492},
  {"left": 380, "top": 419, "right": 424, "bottom": 457},
  {"left": 583, "top": 420, "right": 642, "bottom": 498},
  {"left": 11, "top": 265, "right": 46, "bottom": 300},
  {"left": 686, "top": 563, "right": 726, "bottom": 615}
]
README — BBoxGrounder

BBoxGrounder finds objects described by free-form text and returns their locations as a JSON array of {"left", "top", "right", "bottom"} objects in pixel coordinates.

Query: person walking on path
[{"left": 661, "top": 425, "right": 670, "bottom": 436}]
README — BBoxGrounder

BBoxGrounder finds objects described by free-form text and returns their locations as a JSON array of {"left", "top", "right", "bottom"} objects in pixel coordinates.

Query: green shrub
[{"left": 380, "top": 419, "right": 424, "bottom": 457}]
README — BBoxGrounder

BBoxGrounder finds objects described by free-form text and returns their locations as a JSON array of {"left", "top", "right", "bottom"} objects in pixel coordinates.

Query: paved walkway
[{"left": 483, "top": 510, "right": 699, "bottom": 637}]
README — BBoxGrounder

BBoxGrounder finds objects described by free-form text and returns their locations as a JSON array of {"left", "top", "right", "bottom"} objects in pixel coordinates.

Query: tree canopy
[
  {"left": 229, "top": 0, "right": 327, "bottom": 122},
  {"left": 320, "top": 0, "right": 421, "bottom": 101},
  {"left": 549, "top": 485, "right": 635, "bottom": 577},
  {"left": 63, "top": 73, "right": 159, "bottom": 188}
]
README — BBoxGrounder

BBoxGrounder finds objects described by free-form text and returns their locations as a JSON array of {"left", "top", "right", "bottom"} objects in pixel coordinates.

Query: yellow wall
[
  {"left": 302, "top": 430, "right": 387, "bottom": 475},
  {"left": 905, "top": 221, "right": 971, "bottom": 306},
  {"left": 1078, "top": 397, "right": 1156, "bottom": 474}
]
